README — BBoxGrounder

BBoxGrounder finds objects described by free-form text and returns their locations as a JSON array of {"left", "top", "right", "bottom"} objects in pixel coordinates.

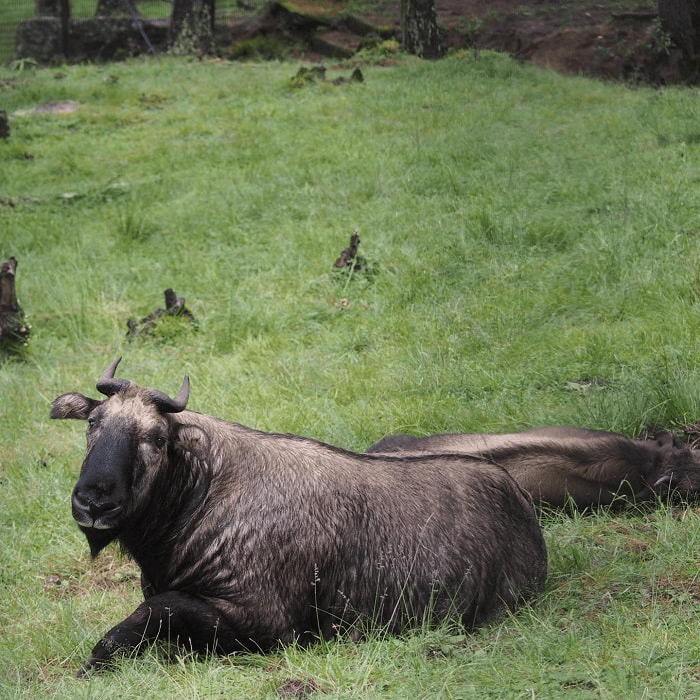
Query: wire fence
[{"left": 0, "top": 0, "right": 266, "bottom": 64}]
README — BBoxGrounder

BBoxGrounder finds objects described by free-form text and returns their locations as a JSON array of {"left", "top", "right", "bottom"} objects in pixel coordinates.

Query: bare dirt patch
[
  {"left": 271, "top": 0, "right": 688, "bottom": 83},
  {"left": 436, "top": 0, "right": 676, "bottom": 82}
]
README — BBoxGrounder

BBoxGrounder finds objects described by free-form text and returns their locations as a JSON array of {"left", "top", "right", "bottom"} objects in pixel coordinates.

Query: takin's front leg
[{"left": 78, "top": 592, "right": 251, "bottom": 676}]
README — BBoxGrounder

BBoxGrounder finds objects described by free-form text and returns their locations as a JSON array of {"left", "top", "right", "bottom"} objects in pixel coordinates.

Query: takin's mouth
[{"left": 72, "top": 495, "right": 123, "bottom": 530}]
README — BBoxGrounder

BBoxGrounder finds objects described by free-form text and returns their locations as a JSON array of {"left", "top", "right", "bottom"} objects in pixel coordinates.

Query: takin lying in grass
[
  {"left": 51, "top": 359, "right": 547, "bottom": 675},
  {"left": 366, "top": 427, "right": 700, "bottom": 510}
]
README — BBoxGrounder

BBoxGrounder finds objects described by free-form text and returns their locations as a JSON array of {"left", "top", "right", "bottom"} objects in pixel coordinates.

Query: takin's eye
[{"left": 154, "top": 436, "right": 167, "bottom": 449}]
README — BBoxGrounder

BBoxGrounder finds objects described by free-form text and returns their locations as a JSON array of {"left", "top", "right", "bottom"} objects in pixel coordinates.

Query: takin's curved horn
[
  {"left": 653, "top": 474, "right": 673, "bottom": 490},
  {"left": 96, "top": 357, "right": 130, "bottom": 397},
  {"left": 150, "top": 376, "right": 190, "bottom": 414}
]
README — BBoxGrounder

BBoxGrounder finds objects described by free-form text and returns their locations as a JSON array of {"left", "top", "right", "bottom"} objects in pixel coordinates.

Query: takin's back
[{"left": 366, "top": 426, "right": 700, "bottom": 509}]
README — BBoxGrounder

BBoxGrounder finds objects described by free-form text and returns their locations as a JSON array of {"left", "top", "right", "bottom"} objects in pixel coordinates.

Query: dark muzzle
[{"left": 72, "top": 490, "right": 123, "bottom": 529}]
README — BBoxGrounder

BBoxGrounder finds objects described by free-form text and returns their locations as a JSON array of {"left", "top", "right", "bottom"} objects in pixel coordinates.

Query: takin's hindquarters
[{"left": 366, "top": 426, "right": 700, "bottom": 510}]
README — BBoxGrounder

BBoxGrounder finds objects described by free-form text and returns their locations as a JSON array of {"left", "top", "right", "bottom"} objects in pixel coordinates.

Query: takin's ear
[
  {"left": 174, "top": 424, "right": 210, "bottom": 460},
  {"left": 51, "top": 393, "right": 103, "bottom": 420}
]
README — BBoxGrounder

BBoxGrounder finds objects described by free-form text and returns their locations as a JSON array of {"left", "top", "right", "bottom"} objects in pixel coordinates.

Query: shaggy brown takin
[
  {"left": 51, "top": 359, "right": 547, "bottom": 675},
  {"left": 366, "top": 426, "right": 700, "bottom": 510}
]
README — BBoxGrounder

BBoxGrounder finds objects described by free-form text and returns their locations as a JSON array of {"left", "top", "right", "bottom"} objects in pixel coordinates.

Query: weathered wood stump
[
  {"left": 0, "top": 111, "right": 9, "bottom": 139},
  {"left": 127, "top": 288, "right": 198, "bottom": 339},
  {"left": 0, "top": 257, "right": 31, "bottom": 352},
  {"left": 334, "top": 231, "right": 365, "bottom": 269}
]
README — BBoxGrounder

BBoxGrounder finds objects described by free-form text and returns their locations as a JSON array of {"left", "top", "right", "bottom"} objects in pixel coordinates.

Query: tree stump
[
  {"left": 0, "top": 257, "right": 31, "bottom": 353},
  {"left": 0, "top": 111, "right": 9, "bottom": 140},
  {"left": 332, "top": 231, "right": 378, "bottom": 284},
  {"left": 334, "top": 231, "right": 363, "bottom": 269},
  {"left": 127, "top": 288, "right": 198, "bottom": 339}
]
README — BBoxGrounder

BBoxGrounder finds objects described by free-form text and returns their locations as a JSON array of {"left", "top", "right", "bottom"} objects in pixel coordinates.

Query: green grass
[{"left": 2, "top": 52, "right": 700, "bottom": 697}]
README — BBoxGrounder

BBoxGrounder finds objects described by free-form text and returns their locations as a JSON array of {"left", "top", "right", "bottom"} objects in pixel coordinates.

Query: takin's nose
[{"left": 72, "top": 490, "right": 122, "bottom": 529}]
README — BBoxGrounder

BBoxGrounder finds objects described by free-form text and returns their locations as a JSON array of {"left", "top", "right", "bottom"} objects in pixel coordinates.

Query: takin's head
[
  {"left": 650, "top": 431, "right": 700, "bottom": 500},
  {"left": 51, "top": 358, "right": 192, "bottom": 556}
]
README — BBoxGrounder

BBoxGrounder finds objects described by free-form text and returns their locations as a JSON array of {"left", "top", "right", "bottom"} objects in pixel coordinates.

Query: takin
[
  {"left": 366, "top": 427, "right": 700, "bottom": 510},
  {"left": 51, "top": 359, "right": 547, "bottom": 675}
]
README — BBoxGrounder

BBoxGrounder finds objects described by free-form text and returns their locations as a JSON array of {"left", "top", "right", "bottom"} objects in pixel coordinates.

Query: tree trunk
[
  {"left": 36, "top": 0, "right": 60, "bottom": 15},
  {"left": 96, "top": 0, "right": 127, "bottom": 16},
  {"left": 658, "top": 0, "right": 700, "bottom": 58},
  {"left": 400, "top": 0, "right": 445, "bottom": 59},
  {"left": 169, "top": 0, "right": 215, "bottom": 55},
  {"left": 59, "top": 0, "right": 70, "bottom": 56},
  {"left": 35, "top": 0, "right": 71, "bottom": 55}
]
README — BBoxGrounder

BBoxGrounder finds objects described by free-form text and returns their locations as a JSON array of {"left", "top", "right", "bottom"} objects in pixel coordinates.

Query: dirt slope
[
  {"left": 437, "top": 0, "right": 672, "bottom": 81},
  {"left": 296, "top": 0, "right": 682, "bottom": 82}
]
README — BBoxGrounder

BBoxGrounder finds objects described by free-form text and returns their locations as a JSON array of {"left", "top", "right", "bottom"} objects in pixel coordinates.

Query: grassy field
[{"left": 2, "top": 51, "right": 700, "bottom": 697}]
